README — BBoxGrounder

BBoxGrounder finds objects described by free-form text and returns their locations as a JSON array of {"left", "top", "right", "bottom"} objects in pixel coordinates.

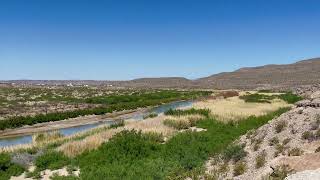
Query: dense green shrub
[
  {"left": 240, "top": 92, "right": 302, "bottom": 104},
  {"left": 35, "top": 151, "right": 70, "bottom": 171},
  {"left": 0, "top": 153, "right": 25, "bottom": 180},
  {"left": 223, "top": 144, "right": 247, "bottom": 162}
]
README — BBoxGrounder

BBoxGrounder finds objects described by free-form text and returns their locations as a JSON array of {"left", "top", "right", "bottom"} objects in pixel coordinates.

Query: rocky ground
[{"left": 205, "top": 90, "right": 320, "bottom": 180}]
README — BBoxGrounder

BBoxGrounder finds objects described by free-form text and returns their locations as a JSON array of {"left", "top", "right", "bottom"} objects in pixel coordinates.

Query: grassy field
[{"left": 192, "top": 91, "right": 299, "bottom": 121}]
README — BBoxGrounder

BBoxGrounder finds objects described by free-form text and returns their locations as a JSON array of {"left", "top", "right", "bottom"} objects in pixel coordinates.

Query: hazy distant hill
[
  {"left": 195, "top": 58, "right": 320, "bottom": 89},
  {"left": 2, "top": 58, "right": 320, "bottom": 90}
]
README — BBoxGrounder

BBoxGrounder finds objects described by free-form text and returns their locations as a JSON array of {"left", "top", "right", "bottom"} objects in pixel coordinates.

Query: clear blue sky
[{"left": 1, "top": 0, "right": 319, "bottom": 80}]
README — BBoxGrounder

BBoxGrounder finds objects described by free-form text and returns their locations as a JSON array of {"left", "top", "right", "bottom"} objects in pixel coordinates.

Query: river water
[{"left": 0, "top": 100, "right": 193, "bottom": 147}]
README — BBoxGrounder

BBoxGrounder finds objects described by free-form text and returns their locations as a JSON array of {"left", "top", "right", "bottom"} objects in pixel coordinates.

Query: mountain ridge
[{"left": 2, "top": 57, "right": 320, "bottom": 89}]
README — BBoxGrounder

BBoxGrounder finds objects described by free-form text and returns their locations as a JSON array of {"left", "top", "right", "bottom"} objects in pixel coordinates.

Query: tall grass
[{"left": 164, "top": 108, "right": 210, "bottom": 117}]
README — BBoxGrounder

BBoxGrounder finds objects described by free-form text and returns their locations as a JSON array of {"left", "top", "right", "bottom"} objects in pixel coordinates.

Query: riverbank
[{"left": 0, "top": 109, "right": 139, "bottom": 139}]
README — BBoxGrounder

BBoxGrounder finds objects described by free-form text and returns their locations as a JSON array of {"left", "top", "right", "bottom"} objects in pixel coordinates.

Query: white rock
[{"left": 285, "top": 169, "right": 320, "bottom": 180}]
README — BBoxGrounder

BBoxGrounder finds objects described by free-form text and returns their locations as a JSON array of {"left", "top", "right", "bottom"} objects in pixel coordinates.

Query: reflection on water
[{"left": 0, "top": 101, "right": 193, "bottom": 147}]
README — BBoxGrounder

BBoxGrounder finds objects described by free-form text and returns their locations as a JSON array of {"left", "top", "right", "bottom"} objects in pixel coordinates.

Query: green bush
[
  {"left": 240, "top": 92, "right": 302, "bottom": 104},
  {"left": 35, "top": 151, "right": 70, "bottom": 171},
  {"left": 0, "top": 153, "right": 25, "bottom": 180},
  {"left": 223, "top": 144, "right": 247, "bottom": 162}
]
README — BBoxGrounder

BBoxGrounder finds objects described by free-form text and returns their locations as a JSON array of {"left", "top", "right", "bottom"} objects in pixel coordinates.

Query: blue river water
[{"left": 0, "top": 101, "right": 193, "bottom": 147}]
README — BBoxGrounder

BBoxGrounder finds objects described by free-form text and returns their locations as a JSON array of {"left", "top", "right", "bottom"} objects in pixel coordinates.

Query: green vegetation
[
  {"left": 35, "top": 151, "right": 71, "bottom": 171},
  {"left": 223, "top": 144, "right": 247, "bottom": 162},
  {"left": 164, "top": 108, "right": 210, "bottom": 117},
  {"left": 0, "top": 153, "right": 25, "bottom": 179},
  {"left": 240, "top": 92, "right": 302, "bottom": 104},
  {"left": 0, "top": 90, "right": 209, "bottom": 130},
  {"left": 27, "top": 107, "right": 290, "bottom": 179}
]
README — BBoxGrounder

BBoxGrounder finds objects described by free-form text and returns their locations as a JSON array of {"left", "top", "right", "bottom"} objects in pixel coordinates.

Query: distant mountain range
[{"left": 2, "top": 58, "right": 320, "bottom": 89}]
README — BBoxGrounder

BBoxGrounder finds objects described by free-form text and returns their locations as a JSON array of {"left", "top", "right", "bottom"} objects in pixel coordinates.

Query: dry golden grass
[
  {"left": 192, "top": 96, "right": 292, "bottom": 121},
  {"left": 58, "top": 115, "right": 177, "bottom": 157},
  {"left": 32, "top": 130, "right": 64, "bottom": 146},
  {"left": 58, "top": 128, "right": 121, "bottom": 157},
  {"left": 0, "top": 144, "right": 35, "bottom": 153},
  {"left": 125, "top": 115, "right": 176, "bottom": 136}
]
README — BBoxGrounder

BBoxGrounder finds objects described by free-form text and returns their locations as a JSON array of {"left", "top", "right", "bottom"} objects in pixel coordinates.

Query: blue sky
[{"left": 1, "top": 0, "right": 319, "bottom": 80}]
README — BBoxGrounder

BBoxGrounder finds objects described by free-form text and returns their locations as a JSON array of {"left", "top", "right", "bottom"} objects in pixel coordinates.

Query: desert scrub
[
  {"left": 270, "top": 165, "right": 294, "bottom": 179},
  {"left": 233, "top": 161, "right": 247, "bottom": 176},
  {"left": 255, "top": 151, "right": 267, "bottom": 169},
  {"left": 269, "top": 137, "right": 280, "bottom": 146},
  {"left": 275, "top": 120, "right": 287, "bottom": 133},
  {"left": 253, "top": 138, "right": 263, "bottom": 151},
  {"left": 288, "top": 148, "right": 303, "bottom": 156},
  {"left": 0, "top": 153, "right": 25, "bottom": 180},
  {"left": 302, "top": 131, "right": 314, "bottom": 141},
  {"left": 282, "top": 138, "right": 291, "bottom": 145},
  {"left": 223, "top": 144, "right": 247, "bottom": 162},
  {"left": 274, "top": 144, "right": 288, "bottom": 157}
]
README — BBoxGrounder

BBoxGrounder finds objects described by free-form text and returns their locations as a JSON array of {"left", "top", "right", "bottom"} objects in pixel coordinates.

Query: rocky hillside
[
  {"left": 196, "top": 58, "right": 320, "bottom": 89},
  {"left": 204, "top": 91, "right": 320, "bottom": 179}
]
